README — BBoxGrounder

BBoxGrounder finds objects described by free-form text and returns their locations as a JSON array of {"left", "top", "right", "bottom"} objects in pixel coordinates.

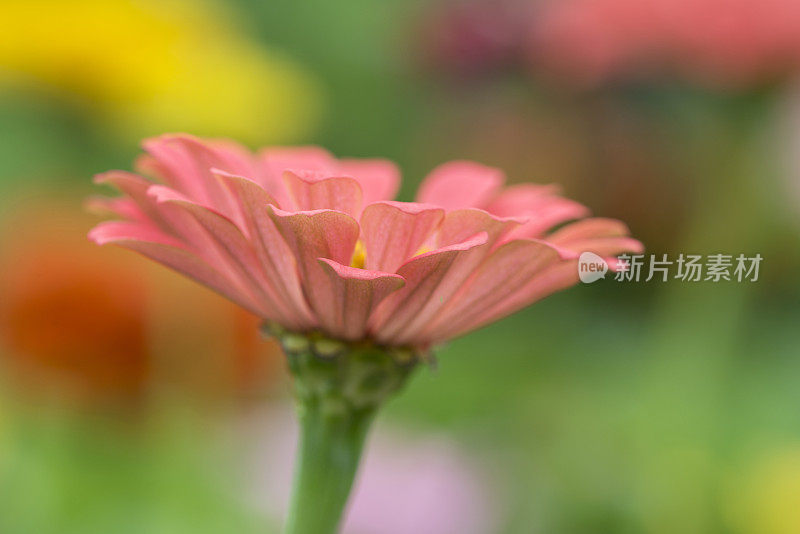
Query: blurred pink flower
[
  {"left": 90, "top": 134, "right": 641, "bottom": 349},
  {"left": 417, "top": 0, "right": 532, "bottom": 80},
  {"left": 532, "top": 0, "right": 800, "bottom": 89},
  {"left": 243, "top": 409, "right": 500, "bottom": 534}
]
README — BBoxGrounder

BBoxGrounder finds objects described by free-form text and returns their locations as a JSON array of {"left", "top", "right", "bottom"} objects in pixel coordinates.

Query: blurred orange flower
[{"left": 0, "top": 194, "right": 284, "bottom": 407}]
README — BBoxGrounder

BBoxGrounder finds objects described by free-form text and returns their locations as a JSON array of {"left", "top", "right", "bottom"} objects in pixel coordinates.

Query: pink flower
[
  {"left": 89, "top": 134, "right": 641, "bottom": 349},
  {"left": 416, "top": 0, "right": 532, "bottom": 80},
  {"left": 532, "top": 0, "right": 800, "bottom": 89}
]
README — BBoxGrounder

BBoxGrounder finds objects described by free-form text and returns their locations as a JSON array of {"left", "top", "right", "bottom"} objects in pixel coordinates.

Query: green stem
[
  {"left": 265, "top": 324, "right": 419, "bottom": 534},
  {"left": 284, "top": 401, "right": 374, "bottom": 534}
]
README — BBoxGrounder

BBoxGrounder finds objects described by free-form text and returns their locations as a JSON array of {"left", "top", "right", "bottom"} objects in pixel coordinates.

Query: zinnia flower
[
  {"left": 89, "top": 134, "right": 642, "bottom": 352},
  {"left": 89, "top": 134, "right": 641, "bottom": 534}
]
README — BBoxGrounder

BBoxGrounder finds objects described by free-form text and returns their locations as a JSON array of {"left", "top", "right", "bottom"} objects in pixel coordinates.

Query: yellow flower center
[
  {"left": 349, "top": 241, "right": 431, "bottom": 270},
  {"left": 350, "top": 240, "right": 366, "bottom": 269}
]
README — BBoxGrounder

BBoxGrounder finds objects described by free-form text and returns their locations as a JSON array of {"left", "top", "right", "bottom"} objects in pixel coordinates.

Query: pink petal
[
  {"left": 548, "top": 217, "right": 633, "bottom": 242},
  {"left": 259, "top": 146, "right": 337, "bottom": 206},
  {"left": 439, "top": 260, "right": 580, "bottom": 341},
  {"left": 142, "top": 135, "right": 256, "bottom": 220},
  {"left": 360, "top": 201, "right": 445, "bottom": 273},
  {"left": 437, "top": 208, "right": 524, "bottom": 248},
  {"left": 266, "top": 206, "right": 360, "bottom": 267},
  {"left": 507, "top": 197, "right": 592, "bottom": 239},
  {"left": 88, "top": 221, "right": 264, "bottom": 315},
  {"left": 338, "top": 159, "right": 401, "bottom": 204},
  {"left": 372, "top": 208, "right": 526, "bottom": 344},
  {"left": 370, "top": 233, "right": 490, "bottom": 346},
  {"left": 483, "top": 183, "right": 563, "bottom": 217},
  {"left": 141, "top": 136, "right": 217, "bottom": 203},
  {"left": 421, "top": 239, "right": 562, "bottom": 344},
  {"left": 85, "top": 196, "right": 144, "bottom": 222},
  {"left": 164, "top": 135, "right": 254, "bottom": 218},
  {"left": 369, "top": 210, "right": 523, "bottom": 344},
  {"left": 94, "top": 171, "right": 172, "bottom": 231},
  {"left": 266, "top": 206, "right": 360, "bottom": 329},
  {"left": 547, "top": 217, "right": 643, "bottom": 256},
  {"left": 484, "top": 184, "right": 591, "bottom": 238},
  {"left": 153, "top": 193, "right": 304, "bottom": 328},
  {"left": 282, "top": 170, "right": 363, "bottom": 216},
  {"left": 416, "top": 161, "right": 504, "bottom": 210},
  {"left": 207, "top": 138, "right": 262, "bottom": 176},
  {"left": 554, "top": 236, "right": 645, "bottom": 257},
  {"left": 134, "top": 153, "right": 169, "bottom": 181},
  {"left": 146, "top": 184, "right": 220, "bottom": 246},
  {"left": 317, "top": 259, "right": 405, "bottom": 340},
  {"left": 89, "top": 219, "right": 181, "bottom": 248},
  {"left": 213, "top": 171, "right": 316, "bottom": 328}
]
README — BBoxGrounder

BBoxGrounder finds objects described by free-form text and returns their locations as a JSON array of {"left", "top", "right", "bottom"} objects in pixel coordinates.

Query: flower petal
[
  {"left": 370, "top": 233, "right": 489, "bottom": 346},
  {"left": 141, "top": 136, "right": 215, "bottom": 201},
  {"left": 213, "top": 171, "right": 315, "bottom": 327},
  {"left": 88, "top": 221, "right": 264, "bottom": 315},
  {"left": 483, "top": 183, "right": 563, "bottom": 217},
  {"left": 338, "top": 159, "right": 401, "bottom": 204},
  {"left": 557, "top": 236, "right": 645, "bottom": 257},
  {"left": 548, "top": 217, "right": 632, "bottom": 241},
  {"left": 317, "top": 259, "right": 405, "bottom": 340},
  {"left": 437, "top": 208, "right": 524, "bottom": 248},
  {"left": 439, "top": 260, "right": 579, "bottom": 341},
  {"left": 360, "top": 201, "right": 445, "bottom": 273},
  {"left": 421, "top": 239, "right": 562, "bottom": 344},
  {"left": 266, "top": 206, "right": 360, "bottom": 267},
  {"left": 152, "top": 193, "right": 305, "bottom": 328},
  {"left": 507, "top": 197, "right": 592, "bottom": 239},
  {"left": 371, "top": 209, "right": 524, "bottom": 344},
  {"left": 483, "top": 184, "right": 591, "bottom": 238},
  {"left": 548, "top": 217, "right": 643, "bottom": 256},
  {"left": 94, "top": 171, "right": 172, "bottom": 230},
  {"left": 141, "top": 135, "right": 256, "bottom": 220},
  {"left": 416, "top": 161, "right": 504, "bottom": 210},
  {"left": 282, "top": 170, "right": 363, "bottom": 216},
  {"left": 259, "top": 146, "right": 337, "bottom": 206},
  {"left": 266, "top": 206, "right": 360, "bottom": 328},
  {"left": 85, "top": 196, "right": 144, "bottom": 222}
]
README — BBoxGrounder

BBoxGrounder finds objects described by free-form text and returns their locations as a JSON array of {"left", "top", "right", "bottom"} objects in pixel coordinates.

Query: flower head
[{"left": 89, "top": 134, "right": 641, "bottom": 351}]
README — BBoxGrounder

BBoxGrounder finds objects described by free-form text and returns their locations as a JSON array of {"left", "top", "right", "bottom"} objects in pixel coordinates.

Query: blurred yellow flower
[
  {"left": 724, "top": 447, "right": 800, "bottom": 534},
  {"left": 0, "top": 0, "right": 320, "bottom": 143}
]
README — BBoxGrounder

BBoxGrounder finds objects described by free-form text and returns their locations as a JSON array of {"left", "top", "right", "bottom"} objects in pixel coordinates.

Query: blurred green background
[{"left": 1, "top": 0, "right": 799, "bottom": 533}]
